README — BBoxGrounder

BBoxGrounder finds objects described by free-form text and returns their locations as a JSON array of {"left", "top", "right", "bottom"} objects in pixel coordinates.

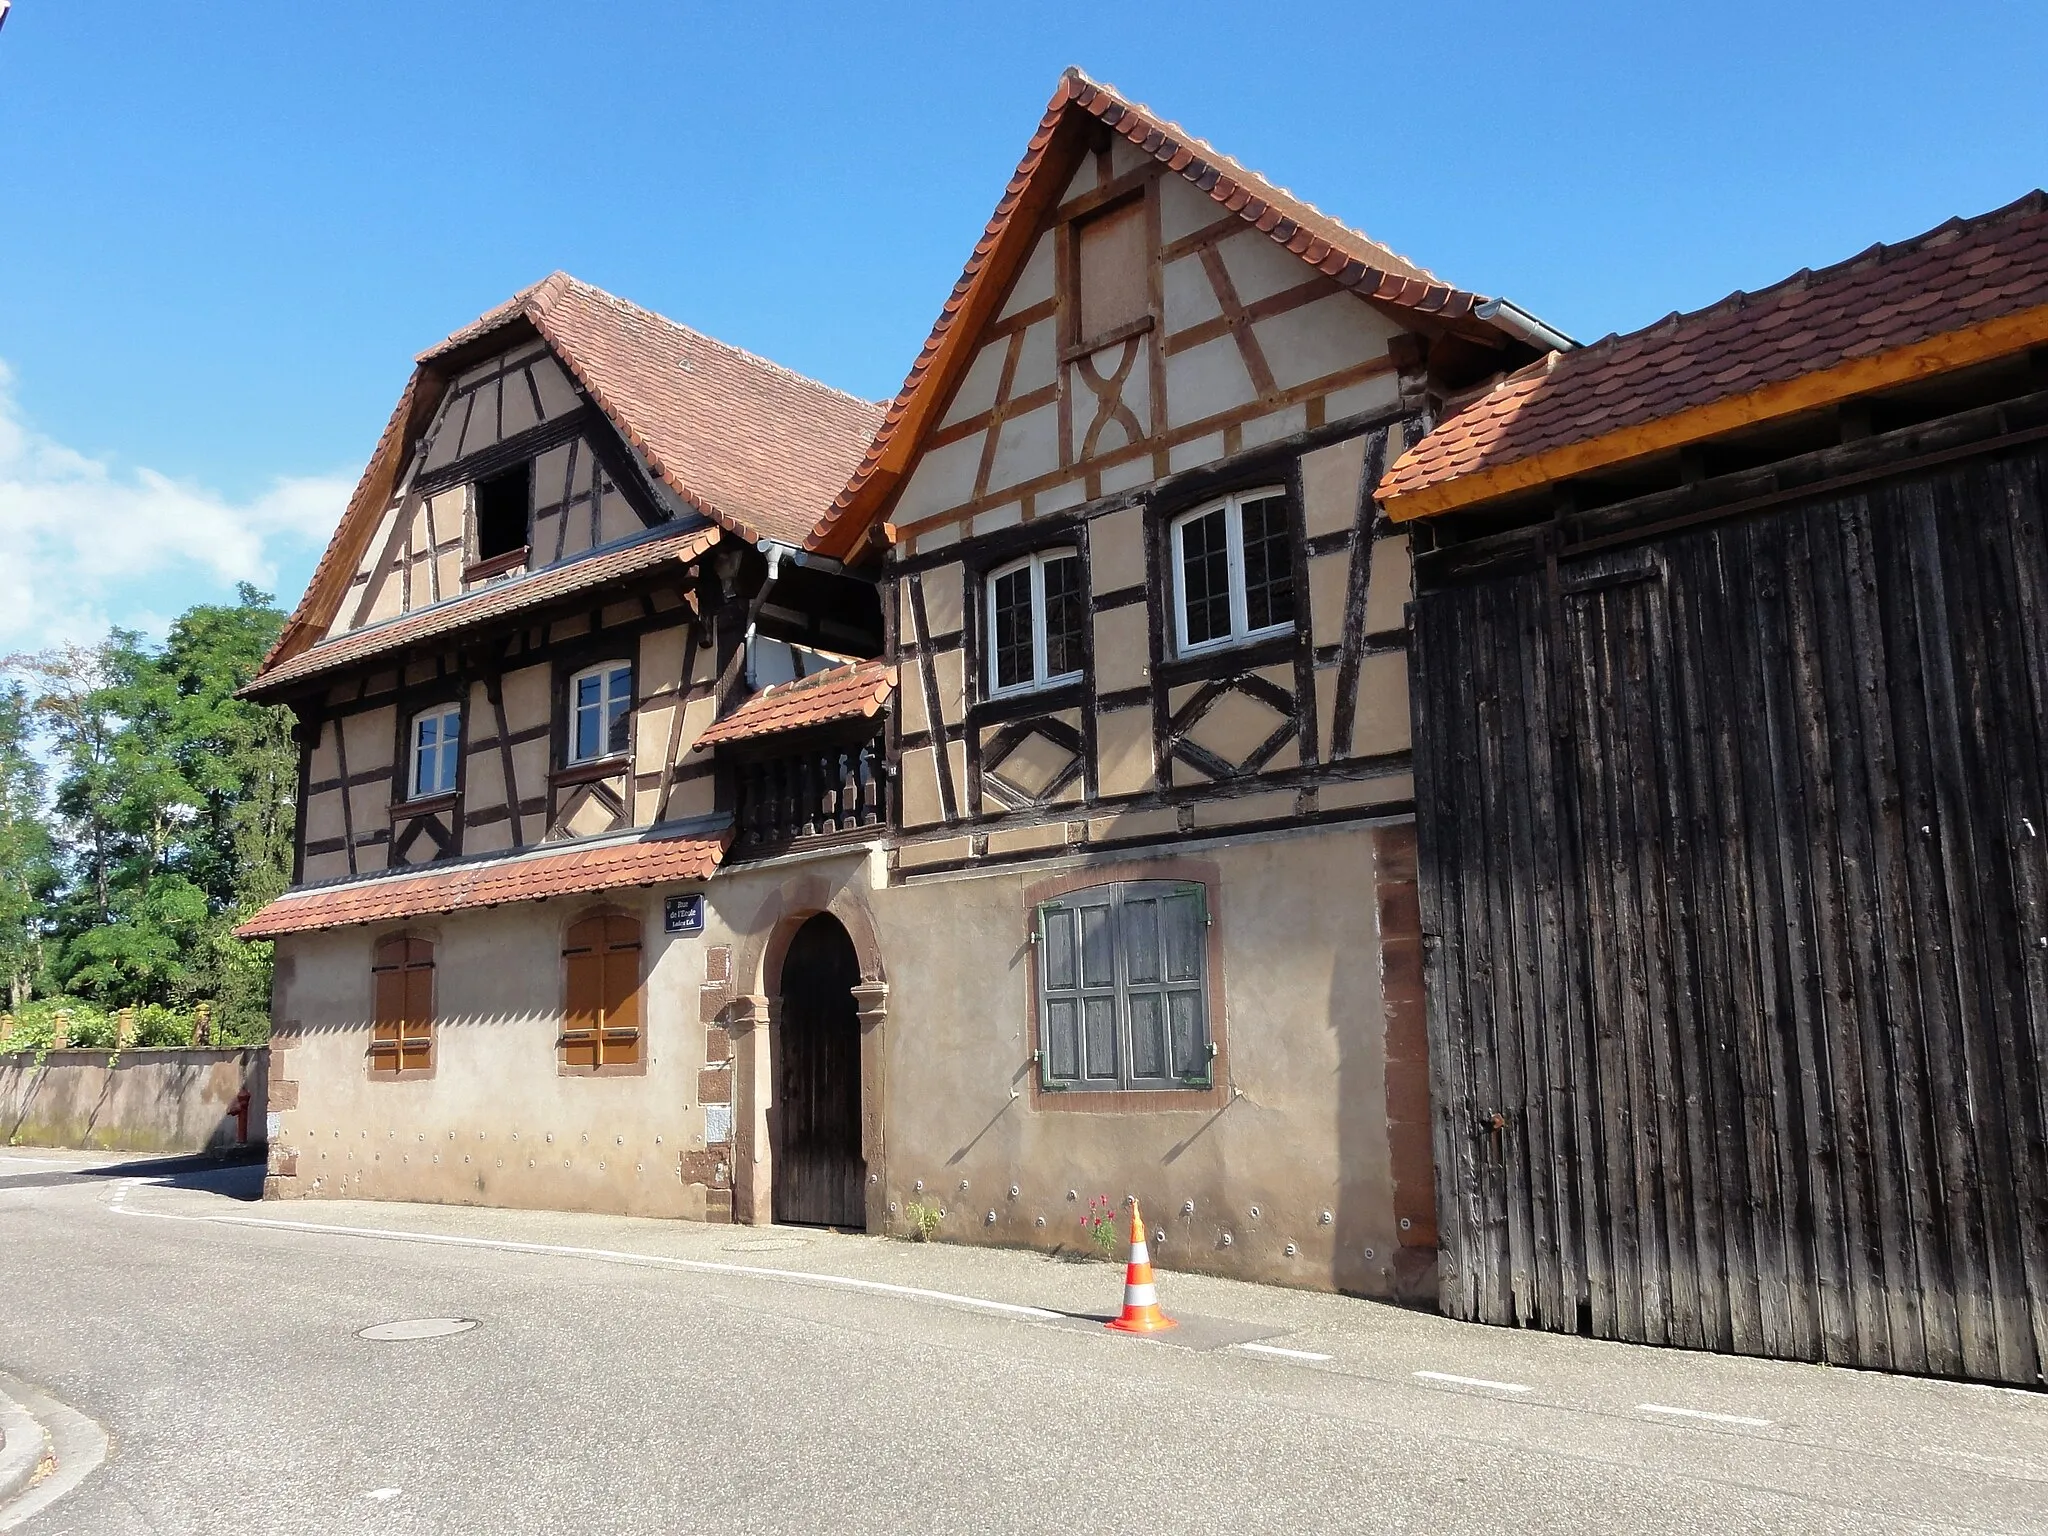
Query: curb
[{"left": 0, "top": 1388, "right": 47, "bottom": 1509}]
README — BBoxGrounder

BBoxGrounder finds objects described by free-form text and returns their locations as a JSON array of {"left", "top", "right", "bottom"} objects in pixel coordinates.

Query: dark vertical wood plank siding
[{"left": 1413, "top": 442, "right": 2048, "bottom": 1385}]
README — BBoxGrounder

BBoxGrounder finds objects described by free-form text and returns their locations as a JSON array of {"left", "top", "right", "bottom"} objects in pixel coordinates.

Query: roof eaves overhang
[{"left": 1379, "top": 299, "right": 2048, "bottom": 522}]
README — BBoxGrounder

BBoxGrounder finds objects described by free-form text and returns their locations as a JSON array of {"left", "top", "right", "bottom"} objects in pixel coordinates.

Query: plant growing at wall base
[
  {"left": 904, "top": 1199, "right": 943, "bottom": 1241},
  {"left": 1082, "top": 1194, "right": 1121, "bottom": 1258}
]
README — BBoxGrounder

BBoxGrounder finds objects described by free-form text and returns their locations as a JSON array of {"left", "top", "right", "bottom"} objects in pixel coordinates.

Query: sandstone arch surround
[{"left": 725, "top": 874, "right": 890, "bottom": 1230}]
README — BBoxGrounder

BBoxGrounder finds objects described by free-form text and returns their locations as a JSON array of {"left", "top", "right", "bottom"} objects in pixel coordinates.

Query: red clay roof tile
[
  {"left": 235, "top": 829, "right": 730, "bottom": 939},
  {"left": 1381, "top": 191, "right": 2048, "bottom": 510},
  {"left": 244, "top": 522, "right": 720, "bottom": 699},
  {"left": 693, "top": 660, "right": 894, "bottom": 750}
]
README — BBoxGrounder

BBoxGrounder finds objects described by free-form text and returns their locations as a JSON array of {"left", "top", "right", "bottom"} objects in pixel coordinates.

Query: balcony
[{"left": 728, "top": 729, "right": 890, "bottom": 857}]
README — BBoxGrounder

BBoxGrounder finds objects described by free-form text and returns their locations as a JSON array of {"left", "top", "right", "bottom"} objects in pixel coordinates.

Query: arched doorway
[{"left": 774, "top": 912, "right": 865, "bottom": 1227}]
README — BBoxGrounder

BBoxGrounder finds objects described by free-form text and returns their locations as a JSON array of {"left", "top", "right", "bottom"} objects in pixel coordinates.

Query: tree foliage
[{"left": 0, "top": 585, "right": 294, "bottom": 1041}]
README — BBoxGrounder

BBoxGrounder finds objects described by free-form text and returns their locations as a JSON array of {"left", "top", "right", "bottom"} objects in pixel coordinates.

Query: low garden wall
[{"left": 0, "top": 1048, "right": 267, "bottom": 1155}]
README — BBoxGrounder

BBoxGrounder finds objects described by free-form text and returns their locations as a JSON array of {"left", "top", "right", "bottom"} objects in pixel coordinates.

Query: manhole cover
[
  {"left": 720, "top": 1237, "right": 810, "bottom": 1253},
  {"left": 357, "top": 1317, "right": 479, "bottom": 1341}
]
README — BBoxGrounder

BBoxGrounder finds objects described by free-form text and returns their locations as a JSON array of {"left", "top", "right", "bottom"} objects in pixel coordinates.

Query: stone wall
[{"left": 0, "top": 1048, "right": 267, "bottom": 1155}]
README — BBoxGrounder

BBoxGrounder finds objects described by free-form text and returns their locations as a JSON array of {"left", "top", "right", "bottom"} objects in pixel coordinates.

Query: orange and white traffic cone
[{"left": 1104, "top": 1199, "right": 1177, "bottom": 1333}]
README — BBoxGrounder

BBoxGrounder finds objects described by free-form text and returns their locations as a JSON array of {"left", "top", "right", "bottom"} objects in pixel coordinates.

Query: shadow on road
[{"left": 0, "top": 1149, "right": 264, "bottom": 1200}]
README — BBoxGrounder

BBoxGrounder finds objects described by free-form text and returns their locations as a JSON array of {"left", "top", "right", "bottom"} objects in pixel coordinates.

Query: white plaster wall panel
[
  {"left": 938, "top": 339, "right": 1008, "bottom": 428},
  {"left": 1192, "top": 789, "right": 1296, "bottom": 829},
  {"left": 503, "top": 664, "right": 551, "bottom": 730},
  {"left": 1215, "top": 229, "right": 1312, "bottom": 306},
  {"left": 1090, "top": 507, "right": 1146, "bottom": 593},
  {"left": 1256, "top": 293, "right": 1397, "bottom": 394},
  {"left": 897, "top": 835, "right": 972, "bottom": 871},
  {"left": 1088, "top": 806, "right": 1179, "bottom": 842},
  {"left": 1164, "top": 336, "right": 1257, "bottom": 429},
  {"left": 638, "top": 627, "right": 689, "bottom": 697},
  {"left": 676, "top": 696, "right": 716, "bottom": 758},
  {"left": 1184, "top": 687, "right": 1288, "bottom": 769},
  {"left": 664, "top": 772, "right": 715, "bottom": 821},
  {"left": 932, "top": 650, "right": 967, "bottom": 728},
  {"left": 561, "top": 786, "right": 616, "bottom": 839},
  {"left": 435, "top": 548, "right": 463, "bottom": 598},
  {"left": 986, "top": 403, "right": 1059, "bottom": 495},
  {"left": 530, "top": 511, "right": 563, "bottom": 567},
  {"left": 550, "top": 614, "right": 591, "bottom": 644},
  {"left": 1107, "top": 136, "right": 1147, "bottom": 178},
  {"left": 467, "top": 818, "right": 513, "bottom": 856},
  {"left": 353, "top": 838, "right": 388, "bottom": 874},
  {"left": 1094, "top": 708, "right": 1155, "bottom": 797},
  {"left": 1263, "top": 734, "right": 1301, "bottom": 775},
  {"left": 597, "top": 488, "right": 640, "bottom": 546},
  {"left": 344, "top": 706, "right": 397, "bottom": 773},
  {"left": 348, "top": 503, "right": 400, "bottom": 584},
  {"left": 531, "top": 354, "right": 581, "bottom": 419},
  {"left": 1067, "top": 334, "right": 1152, "bottom": 463},
  {"left": 1309, "top": 553, "right": 1350, "bottom": 650},
  {"left": 1098, "top": 456, "right": 1153, "bottom": 496},
  {"left": 1061, "top": 159, "right": 1096, "bottom": 202},
  {"left": 457, "top": 378, "right": 501, "bottom": 459},
  {"left": 599, "top": 600, "right": 640, "bottom": 632},
  {"left": 632, "top": 702, "right": 676, "bottom": 780},
  {"left": 1320, "top": 773, "right": 1412, "bottom": 811},
  {"left": 534, "top": 442, "right": 576, "bottom": 503},
  {"left": 898, "top": 666, "right": 930, "bottom": 739},
  {"left": 1240, "top": 404, "right": 1308, "bottom": 450},
  {"left": 301, "top": 849, "right": 351, "bottom": 883},
  {"left": 986, "top": 822, "right": 1067, "bottom": 857},
  {"left": 303, "top": 788, "right": 347, "bottom": 846},
  {"left": 919, "top": 563, "right": 965, "bottom": 639},
  {"left": 894, "top": 434, "right": 982, "bottom": 524},
  {"left": 309, "top": 728, "right": 342, "bottom": 786},
  {"left": 972, "top": 502, "right": 1021, "bottom": 537},
  {"left": 999, "top": 233, "right": 1056, "bottom": 319},
  {"left": 1301, "top": 435, "right": 1368, "bottom": 539},
  {"left": 1169, "top": 433, "right": 1224, "bottom": 474},
  {"left": 421, "top": 399, "right": 466, "bottom": 472},
  {"left": 1325, "top": 370, "right": 1402, "bottom": 424},
  {"left": 1364, "top": 536, "right": 1413, "bottom": 636},
  {"left": 1012, "top": 318, "right": 1057, "bottom": 396},
  {"left": 1036, "top": 479, "right": 1086, "bottom": 515},
  {"left": 1158, "top": 172, "right": 1221, "bottom": 243},
  {"left": 1092, "top": 605, "right": 1150, "bottom": 693},
  {"left": 1161, "top": 254, "right": 1223, "bottom": 333},
  {"left": 510, "top": 740, "right": 551, "bottom": 808},
  {"left": 500, "top": 367, "right": 540, "bottom": 438},
  {"left": 912, "top": 521, "right": 960, "bottom": 556},
  {"left": 900, "top": 745, "right": 944, "bottom": 828},
  {"left": 465, "top": 743, "right": 507, "bottom": 811},
  {"left": 347, "top": 783, "right": 389, "bottom": 841},
  {"left": 1351, "top": 652, "right": 1412, "bottom": 757},
  {"left": 361, "top": 566, "right": 403, "bottom": 626},
  {"left": 1170, "top": 754, "right": 1212, "bottom": 787},
  {"left": 402, "top": 659, "right": 439, "bottom": 689}
]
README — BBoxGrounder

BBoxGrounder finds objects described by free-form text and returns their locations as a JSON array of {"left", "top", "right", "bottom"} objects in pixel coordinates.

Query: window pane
[
  {"left": 1043, "top": 907, "right": 1076, "bottom": 991},
  {"left": 575, "top": 698, "right": 599, "bottom": 761},
  {"left": 1042, "top": 555, "right": 1084, "bottom": 680},
  {"left": 1045, "top": 999, "right": 1079, "bottom": 1080},
  {"left": 1162, "top": 893, "right": 1202, "bottom": 983},
  {"left": 1083, "top": 997, "right": 1118, "bottom": 1079},
  {"left": 1240, "top": 494, "right": 1295, "bottom": 632},
  {"left": 414, "top": 740, "right": 435, "bottom": 797},
  {"left": 1169, "top": 990, "right": 1206, "bottom": 1078},
  {"left": 1180, "top": 508, "right": 1231, "bottom": 645},
  {"left": 1079, "top": 904, "right": 1114, "bottom": 989},
  {"left": 1123, "top": 896, "right": 1161, "bottom": 985},
  {"left": 1128, "top": 992, "right": 1166, "bottom": 1080},
  {"left": 991, "top": 565, "right": 1034, "bottom": 690},
  {"left": 435, "top": 709, "right": 460, "bottom": 793}
]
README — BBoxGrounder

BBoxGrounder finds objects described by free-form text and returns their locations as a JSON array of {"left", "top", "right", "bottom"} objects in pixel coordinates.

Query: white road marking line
[
  {"left": 105, "top": 1187, "right": 1066, "bottom": 1322},
  {"left": 1637, "top": 1402, "right": 1772, "bottom": 1428},
  {"left": 1237, "top": 1342, "right": 1333, "bottom": 1363},
  {"left": 1414, "top": 1370, "right": 1531, "bottom": 1394}
]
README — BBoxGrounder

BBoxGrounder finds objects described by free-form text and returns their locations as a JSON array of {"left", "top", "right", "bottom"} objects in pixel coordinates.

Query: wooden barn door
[
  {"left": 774, "top": 913, "right": 867, "bottom": 1228},
  {"left": 1412, "top": 444, "right": 2048, "bottom": 1384}
]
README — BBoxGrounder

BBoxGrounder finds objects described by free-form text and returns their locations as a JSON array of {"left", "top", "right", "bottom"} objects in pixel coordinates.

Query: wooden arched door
[{"left": 774, "top": 912, "right": 865, "bottom": 1227}]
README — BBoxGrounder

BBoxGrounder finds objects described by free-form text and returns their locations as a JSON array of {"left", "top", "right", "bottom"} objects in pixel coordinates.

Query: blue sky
[{"left": 0, "top": 2, "right": 2042, "bottom": 650}]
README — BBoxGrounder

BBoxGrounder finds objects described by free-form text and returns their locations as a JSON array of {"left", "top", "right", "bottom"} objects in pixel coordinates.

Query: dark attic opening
[{"left": 474, "top": 461, "right": 531, "bottom": 563}]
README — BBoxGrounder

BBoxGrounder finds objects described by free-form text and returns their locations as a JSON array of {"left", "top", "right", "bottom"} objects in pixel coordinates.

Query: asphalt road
[{"left": 1, "top": 1147, "right": 2044, "bottom": 1534}]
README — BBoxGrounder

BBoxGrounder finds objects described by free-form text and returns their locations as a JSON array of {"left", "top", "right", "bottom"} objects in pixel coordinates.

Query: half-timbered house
[{"left": 242, "top": 70, "right": 1568, "bottom": 1300}]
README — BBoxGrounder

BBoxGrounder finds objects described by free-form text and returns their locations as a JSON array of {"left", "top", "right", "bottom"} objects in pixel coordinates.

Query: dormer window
[
  {"left": 472, "top": 461, "right": 531, "bottom": 574},
  {"left": 568, "top": 663, "right": 633, "bottom": 764}
]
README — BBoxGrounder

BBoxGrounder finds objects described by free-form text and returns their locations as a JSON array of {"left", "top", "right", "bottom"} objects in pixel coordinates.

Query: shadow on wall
[
  {"left": 1334, "top": 824, "right": 1438, "bottom": 1305},
  {"left": 0, "top": 1048, "right": 267, "bottom": 1157}
]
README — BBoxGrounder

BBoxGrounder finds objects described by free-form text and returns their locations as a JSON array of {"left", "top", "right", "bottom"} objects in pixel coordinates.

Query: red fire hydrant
[{"left": 230, "top": 1089, "right": 251, "bottom": 1146}]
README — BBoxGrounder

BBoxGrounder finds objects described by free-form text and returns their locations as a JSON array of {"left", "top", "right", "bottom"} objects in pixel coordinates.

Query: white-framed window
[
  {"left": 408, "top": 706, "right": 462, "bottom": 800},
  {"left": 568, "top": 662, "right": 633, "bottom": 764},
  {"left": 1170, "top": 488, "right": 1296, "bottom": 655},
  {"left": 986, "top": 549, "right": 1085, "bottom": 697}
]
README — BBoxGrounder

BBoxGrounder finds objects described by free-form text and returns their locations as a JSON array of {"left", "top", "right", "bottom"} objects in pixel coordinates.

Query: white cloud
[{"left": 0, "top": 359, "right": 352, "bottom": 652}]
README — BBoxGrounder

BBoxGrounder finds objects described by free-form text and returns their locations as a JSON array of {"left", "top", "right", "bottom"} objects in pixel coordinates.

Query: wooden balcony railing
[{"left": 730, "top": 733, "right": 890, "bottom": 853}]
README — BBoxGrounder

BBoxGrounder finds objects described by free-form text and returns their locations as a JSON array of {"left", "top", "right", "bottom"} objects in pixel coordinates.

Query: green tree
[{"left": 0, "top": 682, "right": 57, "bottom": 1009}]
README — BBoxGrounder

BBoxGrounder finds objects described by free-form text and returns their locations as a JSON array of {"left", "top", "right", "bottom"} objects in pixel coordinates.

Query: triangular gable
[
  {"left": 260, "top": 275, "right": 883, "bottom": 678},
  {"left": 806, "top": 67, "right": 1540, "bottom": 561}
]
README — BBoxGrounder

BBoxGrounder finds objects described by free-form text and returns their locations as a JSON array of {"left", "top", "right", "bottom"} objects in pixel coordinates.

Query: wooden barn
[{"left": 1382, "top": 193, "right": 2048, "bottom": 1384}]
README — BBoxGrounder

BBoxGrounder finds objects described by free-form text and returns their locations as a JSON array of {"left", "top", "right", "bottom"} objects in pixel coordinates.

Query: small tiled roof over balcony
[{"left": 694, "top": 660, "right": 895, "bottom": 751}]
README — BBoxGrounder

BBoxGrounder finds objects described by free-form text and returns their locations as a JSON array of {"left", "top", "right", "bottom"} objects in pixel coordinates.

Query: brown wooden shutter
[
  {"left": 600, "top": 915, "right": 642, "bottom": 1066},
  {"left": 370, "top": 935, "right": 434, "bottom": 1074},
  {"left": 563, "top": 917, "right": 604, "bottom": 1069}
]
